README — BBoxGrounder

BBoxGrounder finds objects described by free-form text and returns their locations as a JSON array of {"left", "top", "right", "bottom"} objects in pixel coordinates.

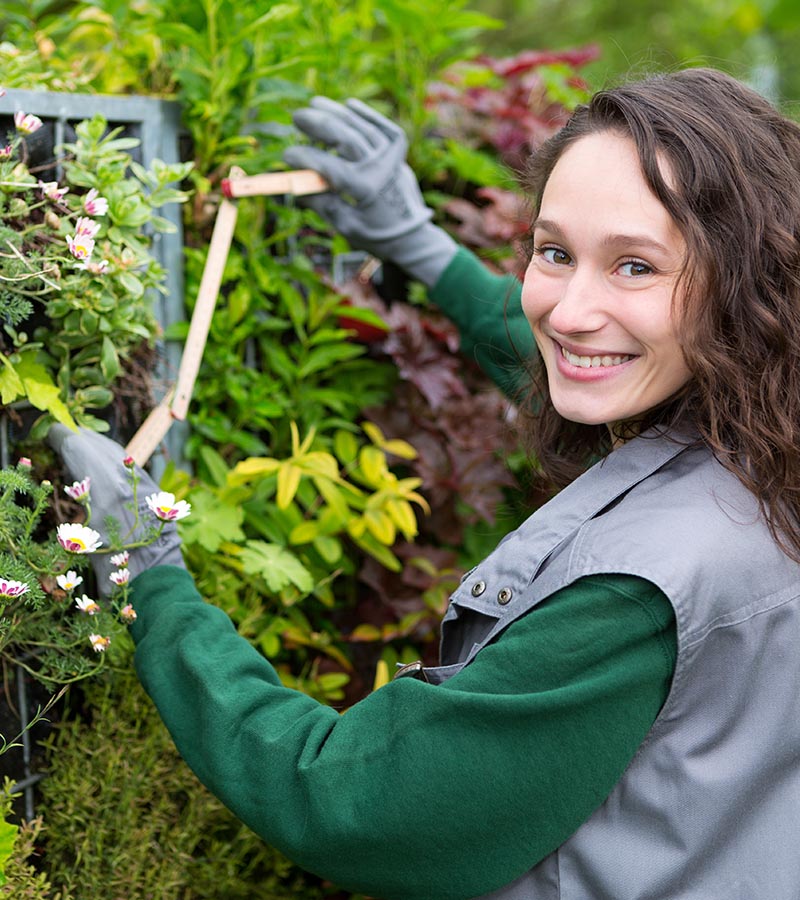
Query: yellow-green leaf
[
  {"left": 362, "top": 421, "right": 386, "bottom": 446},
  {"left": 349, "top": 530, "right": 402, "bottom": 572},
  {"left": 289, "top": 521, "right": 319, "bottom": 544},
  {"left": 385, "top": 498, "right": 418, "bottom": 539},
  {"left": 313, "top": 534, "right": 341, "bottom": 564},
  {"left": 15, "top": 355, "right": 76, "bottom": 427},
  {"left": 314, "top": 475, "right": 350, "bottom": 523},
  {"left": 333, "top": 428, "right": 359, "bottom": 465},
  {"left": 363, "top": 421, "right": 417, "bottom": 460},
  {"left": 276, "top": 462, "right": 302, "bottom": 509},
  {"left": 364, "top": 508, "right": 396, "bottom": 545},
  {"left": 297, "top": 451, "right": 339, "bottom": 479},
  {"left": 372, "top": 658, "right": 391, "bottom": 691},
  {"left": 0, "top": 360, "right": 24, "bottom": 405},
  {"left": 351, "top": 623, "right": 382, "bottom": 642},
  {"left": 229, "top": 456, "right": 281, "bottom": 485},
  {"left": 381, "top": 438, "right": 417, "bottom": 460},
  {"left": 359, "top": 445, "right": 388, "bottom": 486},
  {"left": 0, "top": 816, "right": 18, "bottom": 886}
]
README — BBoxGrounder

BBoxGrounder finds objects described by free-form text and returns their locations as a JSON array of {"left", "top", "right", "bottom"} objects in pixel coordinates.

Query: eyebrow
[{"left": 532, "top": 217, "right": 673, "bottom": 256}]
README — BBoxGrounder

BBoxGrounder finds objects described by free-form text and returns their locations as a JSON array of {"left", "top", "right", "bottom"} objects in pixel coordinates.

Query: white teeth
[{"left": 561, "top": 348, "right": 633, "bottom": 368}]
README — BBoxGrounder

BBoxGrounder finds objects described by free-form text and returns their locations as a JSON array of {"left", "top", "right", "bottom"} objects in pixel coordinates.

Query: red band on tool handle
[{"left": 221, "top": 178, "right": 233, "bottom": 199}]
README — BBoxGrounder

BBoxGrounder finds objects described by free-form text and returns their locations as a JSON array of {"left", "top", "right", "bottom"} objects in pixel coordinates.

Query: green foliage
[
  {"left": 1, "top": 775, "right": 72, "bottom": 898},
  {"left": 0, "top": 0, "right": 171, "bottom": 95},
  {"left": 174, "top": 208, "right": 397, "bottom": 461},
  {"left": 162, "top": 421, "right": 428, "bottom": 701},
  {"left": 0, "top": 110, "right": 191, "bottom": 434},
  {"left": 37, "top": 669, "right": 332, "bottom": 899},
  {"left": 0, "top": 784, "right": 16, "bottom": 888},
  {"left": 473, "top": 0, "right": 800, "bottom": 106},
  {"left": 0, "top": 461, "right": 106, "bottom": 688}
]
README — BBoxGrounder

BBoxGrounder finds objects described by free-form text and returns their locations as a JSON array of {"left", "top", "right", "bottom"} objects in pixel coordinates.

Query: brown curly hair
[{"left": 520, "top": 67, "right": 800, "bottom": 559}]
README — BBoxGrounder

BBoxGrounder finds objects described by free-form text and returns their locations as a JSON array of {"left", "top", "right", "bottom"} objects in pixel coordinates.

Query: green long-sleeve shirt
[
  {"left": 131, "top": 566, "right": 675, "bottom": 900},
  {"left": 429, "top": 247, "right": 532, "bottom": 397}
]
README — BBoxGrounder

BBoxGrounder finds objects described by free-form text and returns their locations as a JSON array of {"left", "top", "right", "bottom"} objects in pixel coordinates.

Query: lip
[{"left": 551, "top": 338, "right": 639, "bottom": 382}]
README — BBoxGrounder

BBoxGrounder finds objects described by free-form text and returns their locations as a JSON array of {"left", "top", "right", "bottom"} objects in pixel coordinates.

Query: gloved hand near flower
[
  {"left": 283, "top": 96, "right": 459, "bottom": 287},
  {"left": 48, "top": 425, "right": 187, "bottom": 597}
]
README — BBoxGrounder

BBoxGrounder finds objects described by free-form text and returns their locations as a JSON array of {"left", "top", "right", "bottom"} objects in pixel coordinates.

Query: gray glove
[
  {"left": 48, "top": 425, "right": 185, "bottom": 595},
  {"left": 283, "top": 96, "right": 458, "bottom": 287}
]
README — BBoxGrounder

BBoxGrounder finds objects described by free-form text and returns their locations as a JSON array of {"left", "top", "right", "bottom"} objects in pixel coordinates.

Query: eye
[
  {"left": 617, "top": 259, "right": 653, "bottom": 277},
  {"left": 534, "top": 245, "right": 573, "bottom": 266}
]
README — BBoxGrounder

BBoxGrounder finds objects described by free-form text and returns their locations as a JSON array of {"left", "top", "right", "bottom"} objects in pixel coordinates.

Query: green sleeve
[
  {"left": 130, "top": 566, "right": 675, "bottom": 900},
  {"left": 428, "top": 246, "right": 535, "bottom": 398}
]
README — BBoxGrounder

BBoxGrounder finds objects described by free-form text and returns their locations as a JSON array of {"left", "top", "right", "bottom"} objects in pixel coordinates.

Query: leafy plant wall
[{"left": 0, "top": 1, "right": 594, "bottom": 895}]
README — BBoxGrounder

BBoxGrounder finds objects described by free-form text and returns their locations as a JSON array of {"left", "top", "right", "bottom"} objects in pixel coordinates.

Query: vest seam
[{"left": 682, "top": 586, "right": 800, "bottom": 649}]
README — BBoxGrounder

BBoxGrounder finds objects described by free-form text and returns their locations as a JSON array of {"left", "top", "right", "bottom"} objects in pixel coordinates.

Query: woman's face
[{"left": 521, "top": 131, "right": 692, "bottom": 433}]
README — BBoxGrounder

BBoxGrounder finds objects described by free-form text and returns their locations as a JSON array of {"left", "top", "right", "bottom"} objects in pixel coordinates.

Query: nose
[{"left": 546, "top": 265, "right": 608, "bottom": 335}]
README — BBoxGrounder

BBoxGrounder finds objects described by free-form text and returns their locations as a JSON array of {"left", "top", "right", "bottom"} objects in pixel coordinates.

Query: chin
[{"left": 551, "top": 402, "right": 616, "bottom": 428}]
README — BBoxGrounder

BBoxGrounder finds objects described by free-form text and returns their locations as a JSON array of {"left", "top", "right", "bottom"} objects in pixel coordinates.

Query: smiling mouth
[{"left": 560, "top": 346, "right": 636, "bottom": 369}]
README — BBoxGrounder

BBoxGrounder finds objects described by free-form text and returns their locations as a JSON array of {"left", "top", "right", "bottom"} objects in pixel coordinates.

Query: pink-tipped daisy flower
[
  {"left": 74, "top": 216, "right": 101, "bottom": 239},
  {"left": 145, "top": 491, "right": 191, "bottom": 522},
  {"left": 110, "top": 551, "right": 129, "bottom": 568},
  {"left": 66, "top": 233, "right": 95, "bottom": 261},
  {"left": 0, "top": 579, "right": 29, "bottom": 599},
  {"left": 109, "top": 569, "right": 130, "bottom": 586},
  {"left": 120, "top": 604, "right": 137, "bottom": 623},
  {"left": 39, "top": 180, "right": 67, "bottom": 203},
  {"left": 57, "top": 523, "right": 103, "bottom": 554},
  {"left": 14, "top": 111, "right": 43, "bottom": 135},
  {"left": 64, "top": 477, "right": 91, "bottom": 502},
  {"left": 82, "top": 188, "right": 108, "bottom": 216}
]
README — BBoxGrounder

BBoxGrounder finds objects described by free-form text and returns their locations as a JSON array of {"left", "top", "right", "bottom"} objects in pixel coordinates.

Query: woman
[{"left": 51, "top": 68, "right": 800, "bottom": 899}]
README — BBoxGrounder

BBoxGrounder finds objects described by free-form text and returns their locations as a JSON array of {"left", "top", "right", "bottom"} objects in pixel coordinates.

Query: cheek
[{"left": 520, "top": 266, "right": 551, "bottom": 331}]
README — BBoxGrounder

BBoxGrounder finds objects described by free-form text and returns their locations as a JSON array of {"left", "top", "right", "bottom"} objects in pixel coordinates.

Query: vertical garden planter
[{"left": 0, "top": 88, "right": 187, "bottom": 823}]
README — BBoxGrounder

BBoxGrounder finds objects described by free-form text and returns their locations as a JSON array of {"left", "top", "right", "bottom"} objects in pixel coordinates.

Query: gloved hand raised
[
  {"left": 48, "top": 425, "right": 186, "bottom": 595},
  {"left": 284, "top": 96, "right": 458, "bottom": 287}
]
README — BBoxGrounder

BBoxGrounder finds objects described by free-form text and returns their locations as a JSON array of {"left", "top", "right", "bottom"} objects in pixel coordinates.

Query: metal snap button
[
  {"left": 471, "top": 580, "right": 486, "bottom": 597},
  {"left": 497, "top": 587, "right": 513, "bottom": 605}
]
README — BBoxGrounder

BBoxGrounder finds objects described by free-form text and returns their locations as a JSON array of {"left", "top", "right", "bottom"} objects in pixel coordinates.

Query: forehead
[{"left": 538, "top": 131, "right": 681, "bottom": 246}]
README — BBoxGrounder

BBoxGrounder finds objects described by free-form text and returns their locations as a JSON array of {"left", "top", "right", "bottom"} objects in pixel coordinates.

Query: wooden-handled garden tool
[{"left": 124, "top": 168, "right": 328, "bottom": 466}]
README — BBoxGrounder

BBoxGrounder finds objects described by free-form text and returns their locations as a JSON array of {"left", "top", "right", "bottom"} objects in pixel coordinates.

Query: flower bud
[
  {"left": 45, "top": 209, "right": 61, "bottom": 230},
  {"left": 8, "top": 197, "right": 28, "bottom": 218}
]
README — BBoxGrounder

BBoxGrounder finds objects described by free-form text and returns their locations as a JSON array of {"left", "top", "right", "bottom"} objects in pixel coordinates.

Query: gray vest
[{"left": 417, "top": 432, "right": 800, "bottom": 899}]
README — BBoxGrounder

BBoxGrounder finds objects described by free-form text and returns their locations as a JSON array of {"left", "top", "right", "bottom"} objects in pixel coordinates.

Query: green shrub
[
  {"left": 0, "top": 778, "right": 72, "bottom": 898},
  {"left": 38, "top": 668, "right": 344, "bottom": 899}
]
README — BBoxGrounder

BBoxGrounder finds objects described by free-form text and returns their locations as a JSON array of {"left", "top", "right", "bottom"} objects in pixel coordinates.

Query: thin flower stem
[
  {"left": 9, "top": 654, "right": 104, "bottom": 685},
  {"left": 5, "top": 240, "right": 61, "bottom": 291},
  {"left": 0, "top": 685, "right": 68, "bottom": 756}
]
